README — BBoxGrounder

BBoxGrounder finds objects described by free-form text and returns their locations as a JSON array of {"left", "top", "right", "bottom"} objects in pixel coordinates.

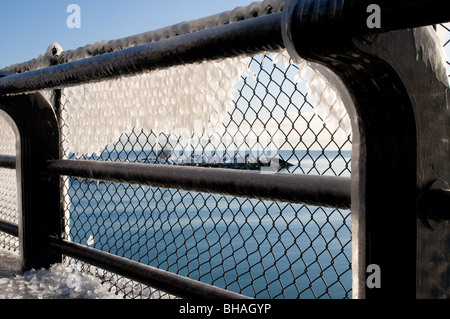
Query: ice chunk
[
  {"left": 413, "top": 26, "right": 449, "bottom": 86},
  {"left": 86, "top": 235, "right": 95, "bottom": 246}
]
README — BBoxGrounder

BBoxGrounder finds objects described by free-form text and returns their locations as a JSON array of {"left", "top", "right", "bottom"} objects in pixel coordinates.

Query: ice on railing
[
  {"left": 64, "top": 56, "right": 254, "bottom": 156},
  {"left": 437, "top": 23, "right": 450, "bottom": 80},
  {"left": 414, "top": 24, "right": 450, "bottom": 86},
  {"left": 62, "top": 49, "right": 351, "bottom": 156},
  {"left": 273, "top": 50, "right": 351, "bottom": 138},
  {"left": 2, "top": 1, "right": 285, "bottom": 74}
]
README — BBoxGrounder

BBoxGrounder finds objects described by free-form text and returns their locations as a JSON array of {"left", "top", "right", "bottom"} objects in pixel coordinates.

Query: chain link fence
[
  {"left": 57, "top": 22, "right": 450, "bottom": 297},
  {"left": 1, "top": 22, "right": 449, "bottom": 299},
  {"left": 0, "top": 115, "right": 18, "bottom": 253},
  {"left": 59, "top": 52, "right": 353, "bottom": 299}
]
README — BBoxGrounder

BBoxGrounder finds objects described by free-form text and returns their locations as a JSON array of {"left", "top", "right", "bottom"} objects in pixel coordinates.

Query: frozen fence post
[{"left": 0, "top": 74, "right": 62, "bottom": 270}]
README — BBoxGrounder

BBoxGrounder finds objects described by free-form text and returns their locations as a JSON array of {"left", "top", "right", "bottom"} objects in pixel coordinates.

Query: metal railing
[{"left": 0, "top": 0, "right": 449, "bottom": 299}]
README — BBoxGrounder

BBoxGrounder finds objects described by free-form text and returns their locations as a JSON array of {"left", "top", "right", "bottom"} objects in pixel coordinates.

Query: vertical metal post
[
  {"left": 348, "top": 27, "right": 450, "bottom": 299},
  {"left": 366, "top": 31, "right": 450, "bottom": 299},
  {"left": 0, "top": 74, "right": 62, "bottom": 270},
  {"left": 50, "top": 44, "right": 70, "bottom": 243},
  {"left": 281, "top": 0, "right": 450, "bottom": 298}
]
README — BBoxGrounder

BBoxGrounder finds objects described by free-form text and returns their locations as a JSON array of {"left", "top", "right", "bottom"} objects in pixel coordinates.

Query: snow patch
[
  {"left": 0, "top": 261, "right": 124, "bottom": 299},
  {"left": 273, "top": 50, "right": 351, "bottom": 138}
]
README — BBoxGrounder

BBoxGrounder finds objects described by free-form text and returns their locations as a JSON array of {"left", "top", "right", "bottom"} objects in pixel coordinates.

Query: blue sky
[
  {"left": 1, "top": 2, "right": 448, "bottom": 76},
  {"left": 0, "top": 0, "right": 254, "bottom": 68}
]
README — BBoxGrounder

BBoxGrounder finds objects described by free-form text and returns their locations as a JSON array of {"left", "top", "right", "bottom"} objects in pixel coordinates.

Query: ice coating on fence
[
  {"left": 61, "top": 49, "right": 353, "bottom": 157},
  {"left": 63, "top": 56, "right": 254, "bottom": 156},
  {"left": 0, "top": 259, "right": 124, "bottom": 299},
  {"left": 437, "top": 23, "right": 450, "bottom": 80},
  {"left": 0, "top": 116, "right": 19, "bottom": 251},
  {"left": 413, "top": 25, "right": 450, "bottom": 86},
  {"left": 1, "top": 0, "right": 285, "bottom": 74},
  {"left": 273, "top": 50, "right": 352, "bottom": 138}
]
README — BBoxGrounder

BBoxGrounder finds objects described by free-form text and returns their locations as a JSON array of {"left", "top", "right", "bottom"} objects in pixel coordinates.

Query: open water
[{"left": 67, "top": 149, "right": 352, "bottom": 299}]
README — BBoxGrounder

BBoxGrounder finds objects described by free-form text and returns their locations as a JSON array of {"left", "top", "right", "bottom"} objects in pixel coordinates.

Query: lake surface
[{"left": 67, "top": 149, "right": 352, "bottom": 299}]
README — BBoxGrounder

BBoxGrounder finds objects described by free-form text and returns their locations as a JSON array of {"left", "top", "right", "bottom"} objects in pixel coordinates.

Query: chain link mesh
[
  {"left": 0, "top": 116, "right": 18, "bottom": 253},
  {"left": 1, "top": 23, "right": 448, "bottom": 300},
  {"left": 60, "top": 52, "right": 352, "bottom": 299},
  {"left": 440, "top": 23, "right": 450, "bottom": 78}
]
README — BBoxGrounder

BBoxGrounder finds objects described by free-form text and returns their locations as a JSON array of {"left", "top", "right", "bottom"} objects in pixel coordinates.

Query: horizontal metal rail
[
  {"left": 48, "top": 236, "right": 250, "bottom": 299},
  {"left": 0, "top": 12, "right": 284, "bottom": 96},
  {"left": 0, "top": 155, "right": 16, "bottom": 169},
  {"left": 0, "top": 1, "right": 448, "bottom": 96},
  {"left": 46, "top": 159, "right": 351, "bottom": 209},
  {"left": 0, "top": 218, "right": 18, "bottom": 237},
  {"left": 0, "top": 155, "right": 351, "bottom": 208},
  {"left": 2, "top": 0, "right": 285, "bottom": 74}
]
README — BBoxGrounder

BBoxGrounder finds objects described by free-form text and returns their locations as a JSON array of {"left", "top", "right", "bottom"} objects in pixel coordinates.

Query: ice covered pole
[{"left": 281, "top": 0, "right": 450, "bottom": 63}]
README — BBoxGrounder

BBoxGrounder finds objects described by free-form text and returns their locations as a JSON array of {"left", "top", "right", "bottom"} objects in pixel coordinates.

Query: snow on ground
[{"left": 0, "top": 249, "right": 124, "bottom": 299}]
